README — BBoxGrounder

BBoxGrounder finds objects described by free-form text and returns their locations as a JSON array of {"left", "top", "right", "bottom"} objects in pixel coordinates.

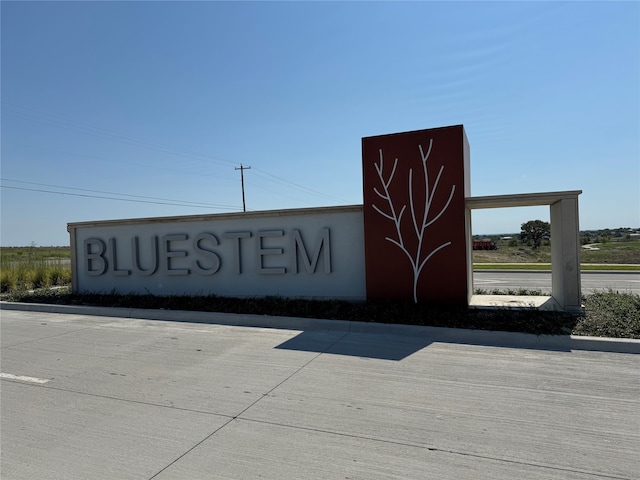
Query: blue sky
[{"left": 1, "top": 1, "right": 638, "bottom": 246}]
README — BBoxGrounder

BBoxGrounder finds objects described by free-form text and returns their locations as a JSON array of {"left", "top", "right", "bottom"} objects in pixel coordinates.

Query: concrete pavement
[{"left": 1, "top": 306, "right": 639, "bottom": 479}]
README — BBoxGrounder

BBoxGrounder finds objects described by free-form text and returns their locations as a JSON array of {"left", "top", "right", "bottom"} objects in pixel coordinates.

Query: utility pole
[{"left": 235, "top": 164, "right": 251, "bottom": 212}]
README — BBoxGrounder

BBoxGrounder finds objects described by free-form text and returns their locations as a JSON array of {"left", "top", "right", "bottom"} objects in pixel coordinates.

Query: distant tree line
[
  {"left": 580, "top": 227, "right": 640, "bottom": 244},
  {"left": 474, "top": 223, "right": 639, "bottom": 250}
]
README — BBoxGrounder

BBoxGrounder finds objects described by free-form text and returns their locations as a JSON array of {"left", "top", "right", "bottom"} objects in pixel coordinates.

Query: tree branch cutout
[{"left": 373, "top": 140, "right": 456, "bottom": 303}]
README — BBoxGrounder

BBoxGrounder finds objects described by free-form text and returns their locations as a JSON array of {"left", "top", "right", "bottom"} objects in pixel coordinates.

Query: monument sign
[{"left": 69, "top": 125, "right": 582, "bottom": 311}]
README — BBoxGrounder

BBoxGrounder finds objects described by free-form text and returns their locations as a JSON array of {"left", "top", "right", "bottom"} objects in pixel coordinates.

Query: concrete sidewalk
[
  {"left": 2, "top": 301, "right": 639, "bottom": 354},
  {"left": 1, "top": 307, "right": 639, "bottom": 479}
]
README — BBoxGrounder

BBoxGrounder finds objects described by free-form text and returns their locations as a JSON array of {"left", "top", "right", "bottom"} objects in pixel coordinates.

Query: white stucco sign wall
[{"left": 68, "top": 205, "right": 366, "bottom": 300}]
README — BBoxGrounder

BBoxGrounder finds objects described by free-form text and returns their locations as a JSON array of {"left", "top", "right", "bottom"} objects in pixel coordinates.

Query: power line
[
  {"left": 1, "top": 178, "right": 238, "bottom": 209},
  {"left": 0, "top": 184, "right": 241, "bottom": 210},
  {"left": 1, "top": 102, "right": 238, "bottom": 169},
  {"left": 2, "top": 101, "right": 351, "bottom": 204},
  {"left": 238, "top": 180, "right": 317, "bottom": 207},
  {"left": 250, "top": 167, "right": 350, "bottom": 203},
  {"left": 1, "top": 142, "right": 238, "bottom": 183}
]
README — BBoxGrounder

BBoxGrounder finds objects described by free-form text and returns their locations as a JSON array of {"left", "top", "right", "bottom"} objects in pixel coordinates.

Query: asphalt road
[
  {"left": 1, "top": 308, "right": 638, "bottom": 479},
  {"left": 474, "top": 271, "right": 640, "bottom": 294}
]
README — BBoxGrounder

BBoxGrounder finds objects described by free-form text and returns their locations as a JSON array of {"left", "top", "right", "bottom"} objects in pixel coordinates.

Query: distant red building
[{"left": 472, "top": 240, "right": 497, "bottom": 250}]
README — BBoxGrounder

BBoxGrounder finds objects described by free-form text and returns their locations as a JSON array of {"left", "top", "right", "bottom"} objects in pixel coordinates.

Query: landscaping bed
[{"left": 4, "top": 288, "right": 639, "bottom": 339}]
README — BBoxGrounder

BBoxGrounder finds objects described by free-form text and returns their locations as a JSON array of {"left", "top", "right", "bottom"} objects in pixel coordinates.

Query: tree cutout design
[{"left": 372, "top": 139, "right": 456, "bottom": 303}]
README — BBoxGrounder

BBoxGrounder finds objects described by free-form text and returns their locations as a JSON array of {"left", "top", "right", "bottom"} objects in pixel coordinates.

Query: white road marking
[{"left": 0, "top": 373, "right": 50, "bottom": 384}]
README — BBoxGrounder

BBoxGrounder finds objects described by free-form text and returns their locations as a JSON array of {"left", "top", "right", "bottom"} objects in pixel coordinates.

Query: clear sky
[{"left": 1, "top": 1, "right": 638, "bottom": 246}]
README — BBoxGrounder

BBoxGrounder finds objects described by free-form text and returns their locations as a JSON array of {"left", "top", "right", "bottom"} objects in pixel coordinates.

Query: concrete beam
[{"left": 465, "top": 190, "right": 582, "bottom": 209}]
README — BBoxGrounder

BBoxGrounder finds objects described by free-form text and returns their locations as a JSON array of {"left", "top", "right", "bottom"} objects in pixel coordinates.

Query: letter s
[{"left": 193, "top": 233, "right": 221, "bottom": 275}]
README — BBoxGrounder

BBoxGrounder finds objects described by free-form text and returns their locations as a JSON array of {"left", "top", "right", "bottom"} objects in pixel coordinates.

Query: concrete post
[
  {"left": 465, "top": 207, "right": 474, "bottom": 304},
  {"left": 550, "top": 197, "right": 582, "bottom": 311}
]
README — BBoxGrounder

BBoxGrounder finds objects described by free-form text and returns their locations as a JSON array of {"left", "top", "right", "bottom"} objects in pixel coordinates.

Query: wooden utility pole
[{"left": 235, "top": 164, "right": 251, "bottom": 212}]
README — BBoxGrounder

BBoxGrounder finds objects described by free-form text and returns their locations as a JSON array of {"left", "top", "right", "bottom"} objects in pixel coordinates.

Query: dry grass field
[{"left": 473, "top": 241, "right": 640, "bottom": 266}]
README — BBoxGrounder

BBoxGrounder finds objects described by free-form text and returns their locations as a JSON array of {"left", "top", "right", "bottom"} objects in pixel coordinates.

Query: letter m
[{"left": 292, "top": 228, "right": 331, "bottom": 274}]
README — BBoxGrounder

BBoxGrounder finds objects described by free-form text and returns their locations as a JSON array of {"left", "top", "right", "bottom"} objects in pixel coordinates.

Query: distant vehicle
[{"left": 473, "top": 240, "right": 498, "bottom": 250}]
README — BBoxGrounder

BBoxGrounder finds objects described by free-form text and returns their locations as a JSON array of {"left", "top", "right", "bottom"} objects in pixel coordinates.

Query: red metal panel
[{"left": 362, "top": 125, "right": 470, "bottom": 304}]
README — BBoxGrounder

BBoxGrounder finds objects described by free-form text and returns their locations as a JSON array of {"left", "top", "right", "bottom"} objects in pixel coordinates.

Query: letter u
[{"left": 132, "top": 236, "right": 159, "bottom": 276}]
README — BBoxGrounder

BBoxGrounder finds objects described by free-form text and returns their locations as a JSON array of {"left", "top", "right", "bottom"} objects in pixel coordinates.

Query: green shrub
[{"left": 574, "top": 290, "right": 640, "bottom": 339}]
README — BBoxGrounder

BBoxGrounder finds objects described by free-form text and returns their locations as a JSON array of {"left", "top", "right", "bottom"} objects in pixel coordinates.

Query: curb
[{"left": 2, "top": 301, "right": 638, "bottom": 354}]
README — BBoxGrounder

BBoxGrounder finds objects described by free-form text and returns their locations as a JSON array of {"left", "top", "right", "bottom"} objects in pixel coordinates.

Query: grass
[
  {"left": 0, "top": 246, "right": 71, "bottom": 293},
  {"left": 473, "top": 246, "right": 551, "bottom": 264},
  {"left": 4, "top": 287, "right": 639, "bottom": 339},
  {"left": 473, "top": 263, "right": 640, "bottom": 271},
  {"left": 0, "top": 258, "right": 72, "bottom": 293},
  {"left": 0, "top": 246, "right": 70, "bottom": 262},
  {"left": 579, "top": 241, "right": 640, "bottom": 264},
  {"left": 474, "top": 263, "right": 551, "bottom": 271},
  {"left": 472, "top": 241, "right": 640, "bottom": 265},
  {"left": 0, "top": 246, "right": 72, "bottom": 293}
]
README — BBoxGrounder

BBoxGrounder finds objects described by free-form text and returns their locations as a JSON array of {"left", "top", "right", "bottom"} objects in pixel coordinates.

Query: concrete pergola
[{"left": 466, "top": 190, "right": 583, "bottom": 312}]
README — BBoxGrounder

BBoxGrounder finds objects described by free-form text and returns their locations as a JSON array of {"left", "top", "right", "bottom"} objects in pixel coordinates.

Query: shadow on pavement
[
  {"left": 275, "top": 328, "right": 578, "bottom": 360},
  {"left": 275, "top": 331, "right": 435, "bottom": 361}
]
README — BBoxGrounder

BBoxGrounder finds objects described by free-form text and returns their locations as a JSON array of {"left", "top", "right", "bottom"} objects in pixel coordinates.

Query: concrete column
[
  {"left": 465, "top": 207, "right": 473, "bottom": 305},
  {"left": 550, "top": 198, "right": 582, "bottom": 311}
]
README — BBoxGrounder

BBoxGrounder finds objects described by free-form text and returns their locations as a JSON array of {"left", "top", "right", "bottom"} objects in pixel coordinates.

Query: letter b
[{"left": 85, "top": 238, "right": 108, "bottom": 276}]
